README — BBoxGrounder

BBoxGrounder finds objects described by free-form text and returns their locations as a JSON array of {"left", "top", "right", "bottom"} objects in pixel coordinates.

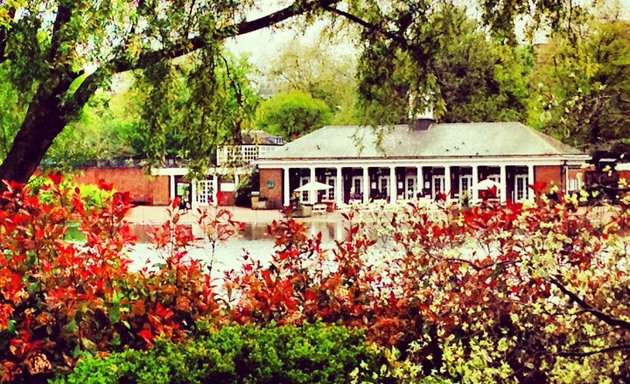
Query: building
[
  {"left": 154, "top": 130, "right": 284, "bottom": 208},
  {"left": 255, "top": 121, "right": 590, "bottom": 208}
]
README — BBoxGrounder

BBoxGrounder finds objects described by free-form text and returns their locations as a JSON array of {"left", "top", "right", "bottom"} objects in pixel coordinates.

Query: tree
[
  {"left": 527, "top": 19, "right": 629, "bottom": 148},
  {"left": 429, "top": 7, "right": 532, "bottom": 123},
  {"left": 0, "top": 0, "right": 340, "bottom": 184},
  {"left": 256, "top": 90, "right": 332, "bottom": 140},
  {"left": 0, "top": 0, "right": 588, "bottom": 183},
  {"left": 263, "top": 38, "right": 360, "bottom": 124}
]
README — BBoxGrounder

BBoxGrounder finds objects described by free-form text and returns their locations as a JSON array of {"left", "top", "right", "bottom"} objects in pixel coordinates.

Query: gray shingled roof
[
  {"left": 241, "top": 130, "right": 284, "bottom": 145},
  {"left": 260, "top": 122, "right": 583, "bottom": 160}
]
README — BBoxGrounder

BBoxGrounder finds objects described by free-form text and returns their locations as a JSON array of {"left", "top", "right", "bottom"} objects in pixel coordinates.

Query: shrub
[
  {"left": 0, "top": 176, "right": 222, "bottom": 382},
  {"left": 53, "top": 322, "right": 393, "bottom": 384}
]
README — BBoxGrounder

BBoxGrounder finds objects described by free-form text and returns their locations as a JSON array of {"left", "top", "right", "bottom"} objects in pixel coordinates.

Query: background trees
[
  {"left": 0, "top": 0, "right": 622, "bottom": 182},
  {"left": 261, "top": 38, "right": 360, "bottom": 125},
  {"left": 527, "top": 19, "right": 629, "bottom": 148},
  {"left": 255, "top": 90, "right": 332, "bottom": 140}
]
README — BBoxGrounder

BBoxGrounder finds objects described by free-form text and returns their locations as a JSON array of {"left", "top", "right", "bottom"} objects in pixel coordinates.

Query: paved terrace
[{"left": 124, "top": 205, "right": 345, "bottom": 225}]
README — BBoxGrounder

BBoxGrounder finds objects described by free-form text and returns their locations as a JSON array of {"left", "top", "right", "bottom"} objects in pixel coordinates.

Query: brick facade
[
  {"left": 534, "top": 165, "right": 563, "bottom": 192},
  {"left": 73, "top": 167, "right": 170, "bottom": 205},
  {"left": 259, "top": 168, "right": 283, "bottom": 208}
]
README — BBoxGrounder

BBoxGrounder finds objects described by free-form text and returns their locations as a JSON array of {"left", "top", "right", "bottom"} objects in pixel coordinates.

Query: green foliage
[
  {"left": 527, "top": 19, "right": 630, "bottom": 147},
  {"left": 55, "top": 323, "right": 390, "bottom": 384},
  {"left": 234, "top": 168, "right": 258, "bottom": 207},
  {"left": 136, "top": 51, "right": 259, "bottom": 174},
  {"left": 430, "top": 9, "right": 532, "bottom": 123},
  {"left": 356, "top": 3, "right": 532, "bottom": 125},
  {"left": 0, "top": 64, "right": 27, "bottom": 159},
  {"left": 256, "top": 90, "right": 332, "bottom": 140}
]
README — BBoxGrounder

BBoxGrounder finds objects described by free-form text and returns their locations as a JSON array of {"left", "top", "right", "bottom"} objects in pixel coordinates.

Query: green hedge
[{"left": 53, "top": 323, "right": 392, "bottom": 384}]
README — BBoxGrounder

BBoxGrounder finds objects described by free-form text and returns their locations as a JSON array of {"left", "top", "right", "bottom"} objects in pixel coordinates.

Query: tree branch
[
  {"left": 110, "top": 0, "right": 341, "bottom": 73},
  {"left": 48, "top": 5, "right": 72, "bottom": 63},
  {"left": 553, "top": 343, "right": 630, "bottom": 358},
  {"left": 549, "top": 276, "right": 630, "bottom": 331},
  {"left": 321, "top": 4, "right": 409, "bottom": 47}
]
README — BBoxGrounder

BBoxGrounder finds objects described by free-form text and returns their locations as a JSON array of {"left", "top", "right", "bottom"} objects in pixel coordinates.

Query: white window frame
[{"left": 195, "top": 180, "right": 214, "bottom": 205}]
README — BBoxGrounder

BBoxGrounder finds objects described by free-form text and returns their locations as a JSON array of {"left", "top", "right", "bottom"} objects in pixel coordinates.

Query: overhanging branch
[
  {"left": 549, "top": 276, "right": 630, "bottom": 331},
  {"left": 110, "top": 0, "right": 341, "bottom": 73},
  {"left": 321, "top": 4, "right": 409, "bottom": 47}
]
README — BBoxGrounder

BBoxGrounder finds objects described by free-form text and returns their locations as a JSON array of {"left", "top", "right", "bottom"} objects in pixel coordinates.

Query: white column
[
  {"left": 528, "top": 165, "right": 535, "bottom": 200},
  {"left": 417, "top": 166, "right": 424, "bottom": 198},
  {"left": 335, "top": 167, "right": 343, "bottom": 206},
  {"left": 191, "top": 179, "right": 198, "bottom": 209},
  {"left": 309, "top": 167, "right": 316, "bottom": 204},
  {"left": 472, "top": 165, "right": 479, "bottom": 204},
  {"left": 234, "top": 173, "right": 240, "bottom": 190},
  {"left": 283, "top": 167, "right": 291, "bottom": 207},
  {"left": 500, "top": 165, "right": 507, "bottom": 203},
  {"left": 363, "top": 166, "right": 370, "bottom": 204},
  {"left": 389, "top": 166, "right": 397, "bottom": 203},
  {"left": 169, "top": 175, "right": 176, "bottom": 202},
  {"left": 212, "top": 174, "right": 218, "bottom": 206},
  {"left": 444, "top": 166, "right": 452, "bottom": 200}
]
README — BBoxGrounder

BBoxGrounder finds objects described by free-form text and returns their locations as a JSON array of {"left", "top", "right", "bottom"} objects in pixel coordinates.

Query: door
[
  {"left": 432, "top": 175, "right": 445, "bottom": 198},
  {"left": 405, "top": 176, "right": 417, "bottom": 199},
  {"left": 351, "top": 176, "right": 363, "bottom": 200},
  {"left": 378, "top": 176, "right": 390, "bottom": 198},
  {"left": 325, "top": 176, "right": 336, "bottom": 200},
  {"left": 299, "top": 176, "right": 310, "bottom": 202},
  {"left": 514, "top": 174, "right": 528, "bottom": 201},
  {"left": 196, "top": 180, "right": 214, "bottom": 205},
  {"left": 459, "top": 174, "right": 473, "bottom": 196}
]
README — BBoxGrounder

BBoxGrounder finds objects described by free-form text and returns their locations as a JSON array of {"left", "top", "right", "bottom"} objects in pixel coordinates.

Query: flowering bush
[
  {"left": 230, "top": 193, "right": 630, "bottom": 382},
  {"left": 0, "top": 176, "right": 221, "bottom": 382},
  {"left": 1, "top": 173, "right": 628, "bottom": 383}
]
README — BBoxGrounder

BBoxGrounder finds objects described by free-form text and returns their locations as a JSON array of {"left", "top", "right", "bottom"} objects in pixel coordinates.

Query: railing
[{"left": 217, "top": 145, "right": 278, "bottom": 167}]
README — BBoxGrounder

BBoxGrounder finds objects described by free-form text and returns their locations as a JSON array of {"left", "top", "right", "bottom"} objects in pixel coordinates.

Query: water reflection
[{"left": 128, "top": 220, "right": 349, "bottom": 275}]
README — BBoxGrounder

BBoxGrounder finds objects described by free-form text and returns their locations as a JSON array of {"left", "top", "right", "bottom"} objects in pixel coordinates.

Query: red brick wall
[
  {"left": 535, "top": 165, "right": 563, "bottom": 192},
  {"left": 260, "top": 168, "right": 283, "bottom": 208},
  {"left": 72, "top": 167, "right": 170, "bottom": 205}
]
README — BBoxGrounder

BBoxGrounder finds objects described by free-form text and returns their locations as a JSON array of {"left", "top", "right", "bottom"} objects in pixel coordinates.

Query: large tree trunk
[{"left": 0, "top": 87, "right": 67, "bottom": 184}]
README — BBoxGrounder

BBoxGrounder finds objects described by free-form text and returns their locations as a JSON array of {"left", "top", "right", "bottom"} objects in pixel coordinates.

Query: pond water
[{"left": 127, "top": 221, "right": 351, "bottom": 277}]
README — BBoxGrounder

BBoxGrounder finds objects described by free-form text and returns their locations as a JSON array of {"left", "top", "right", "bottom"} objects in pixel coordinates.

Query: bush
[{"left": 54, "top": 323, "right": 392, "bottom": 384}]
